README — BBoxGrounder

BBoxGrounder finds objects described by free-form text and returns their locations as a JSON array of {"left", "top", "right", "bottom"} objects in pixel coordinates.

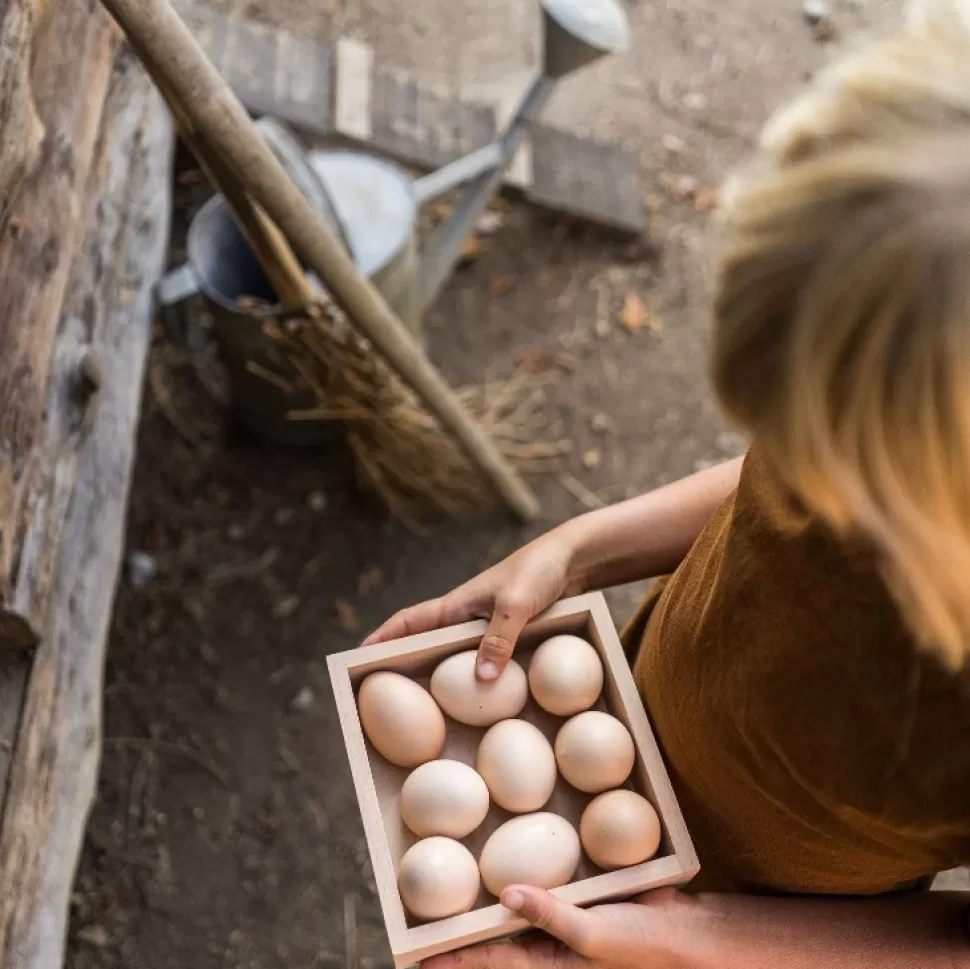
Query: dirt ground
[{"left": 65, "top": 1, "right": 912, "bottom": 967}]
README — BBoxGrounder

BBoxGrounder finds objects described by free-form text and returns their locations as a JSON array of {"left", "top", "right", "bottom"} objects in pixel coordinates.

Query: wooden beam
[
  {"left": 0, "top": 0, "right": 117, "bottom": 650},
  {"left": 0, "top": 0, "right": 46, "bottom": 230},
  {"left": 0, "top": 47, "right": 174, "bottom": 968}
]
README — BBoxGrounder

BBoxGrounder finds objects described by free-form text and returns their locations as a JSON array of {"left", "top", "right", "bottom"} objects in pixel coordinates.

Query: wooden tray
[{"left": 328, "top": 592, "right": 698, "bottom": 967}]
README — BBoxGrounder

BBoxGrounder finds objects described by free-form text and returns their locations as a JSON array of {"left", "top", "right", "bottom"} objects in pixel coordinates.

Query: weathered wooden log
[
  {"left": 0, "top": 0, "right": 117, "bottom": 650},
  {"left": 0, "top": 0, "right": 45, "bottom": 228},
  {"left": 0, "top": 45, "right": 174, "bottom": 969}
]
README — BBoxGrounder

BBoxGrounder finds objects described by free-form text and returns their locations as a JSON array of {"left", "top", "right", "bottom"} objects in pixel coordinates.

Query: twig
[
  {"left": 206, "top": 547, "right": 279, "bottom": 585},
  {"left": 559, "top": 472, "right": 607, "bottom": 510},
  {"left": 148, "top": 358, "right": 203, "bottom": 446},
  {"left": 343, "top": 895, "right": 358, "bottom": 969},
  {"left": 104, "top": 737, "right": 229, "bottom": 787}
]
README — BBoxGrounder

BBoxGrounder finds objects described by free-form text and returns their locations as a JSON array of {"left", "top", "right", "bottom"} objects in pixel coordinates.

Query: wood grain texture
[
  {"left": 0, "top": 46, "right": 173, "bottom": 968},
  {"left": 0, "top": 0, "right": 45, "bottom": 229},
  {"left": 0, "top": 0, "right": 118, "bottom": 651},
  {"left": 328, "top": 593, "right": 697, "bottom": 968}
]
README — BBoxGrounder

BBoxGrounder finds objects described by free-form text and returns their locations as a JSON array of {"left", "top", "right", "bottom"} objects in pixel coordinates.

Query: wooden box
[{"left": 328, "top": 592, "right": 699, "bottom": 967}]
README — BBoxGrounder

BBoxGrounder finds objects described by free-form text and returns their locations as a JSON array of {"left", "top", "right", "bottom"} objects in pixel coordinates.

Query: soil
[{"left": 67, "top": 1, "right": 907, "bottom": 967}]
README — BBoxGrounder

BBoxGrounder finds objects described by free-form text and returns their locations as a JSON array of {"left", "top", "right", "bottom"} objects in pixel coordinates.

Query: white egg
[
  {"left": 554, "top": 711, "right": 636, "bottom": 793},
  {"left": 479, "top": 813, "right": 581, "bottom": 896},
  {"left": 400, "top": 760, "right": 490, "bottom": 839},
  {"left": 430, "top": 651, "right": 528, "bottom": 726},
  {"left": 358, "top": 671, "right": 446, "bottom": 768},
  {"left": 397, "top": 837, "right": 481, "bottom": 920},
  {"left": 477, "top": 719, "right": 557, "bottom": 813},
  {"left": 528, "top": 635, "right": 604, "bottom": 716},
  {"left": 580, "top": 790, "right": 662, "bottom": 870}
]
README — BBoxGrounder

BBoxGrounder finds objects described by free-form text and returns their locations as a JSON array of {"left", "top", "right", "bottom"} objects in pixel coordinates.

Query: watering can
[{"left": 155, "top": 0, "right": 630, "bottom": 448}]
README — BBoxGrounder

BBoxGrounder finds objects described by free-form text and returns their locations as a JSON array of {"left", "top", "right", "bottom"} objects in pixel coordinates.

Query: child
[{"left": 365, "top": 1, "right": 970, "bottom": 965}]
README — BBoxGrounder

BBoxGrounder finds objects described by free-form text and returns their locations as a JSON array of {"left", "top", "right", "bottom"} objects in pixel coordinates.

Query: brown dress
[{"left": 623, "top": 447, "right": 970, "bottom": 895}]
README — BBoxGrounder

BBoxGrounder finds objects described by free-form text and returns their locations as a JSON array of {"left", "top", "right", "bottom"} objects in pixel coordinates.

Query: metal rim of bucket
[{"left": 185, "top": 194, "right": 286, "bottom": 317}]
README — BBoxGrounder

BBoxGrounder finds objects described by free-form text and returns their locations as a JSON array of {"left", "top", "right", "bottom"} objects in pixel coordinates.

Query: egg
[
  {"left": 357, "top": 671, "right": 446, "bottom": 768},
  {"left": 397, "top": 837, "right": 481, "bottom": 920},
  {"left": 400, "top": 760, "right": 490, "bottom": 839},
  {"left": 430, "top": 651, "right": 528, "bottom": 726},
  {"left": 477, "top": 719, "right": 557, "bottom": 813},
  {"left": 528, "top": 635, "right": 604, "bottom": 716},
  {"left": 479, "top": 813, "right": 581, "bottom": 896},
  {"left": 554, "top": 711, "right": 635, "bottom": 793},
  {"left": 580, "top": 790, "right": 662, "bottom": 870}
]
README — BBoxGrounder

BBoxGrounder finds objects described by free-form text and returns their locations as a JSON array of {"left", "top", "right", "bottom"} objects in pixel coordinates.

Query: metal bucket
[
  {"left": 157, "top": 195, "right": 338, "bottom": 447},
  {"left": 156, "top": 122, "right": 421, "bottom": 448}
]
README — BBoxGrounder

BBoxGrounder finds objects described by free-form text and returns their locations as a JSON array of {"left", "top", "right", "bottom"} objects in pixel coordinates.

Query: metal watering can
[{"left": 156, "top": 0, "right": 630, "bottom": 447}]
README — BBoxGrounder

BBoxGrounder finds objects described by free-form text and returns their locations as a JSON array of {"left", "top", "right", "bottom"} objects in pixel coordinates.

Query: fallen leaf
[
  {"left": 274, "top": 594, "right": 300, "bottom": 619},
  {"left": 177, "top": 167, "right": 204, "bottom": 186},
  {"left": 693, "top": 187, "right": 719, "bottom": 212},
  {"left": 257, "top": 808, "right": 282, "bottom": 830},
  {"left": 583, "top": 449, "right": 602, "bottom": 470},
  {"left": 619, "top": 294, "right": 650, "bottom": 332},
  {"left": 489, "top": 276, "right": 513, "bottom": 297},
  {"left": 459, "top": 236, "right": 481, "bottom": 263},
  {"left": 357, "top": 567, "right": 384, "bottom": 596},
  {"left": 335, "top": 599, "right": 359, "bottom": 633},
  {"left": 77, "top": 923, "right": 111, "bottom": 948},
  {"left": 590, "top": 412, "right": 613, "bottom": 433},
  {"left": 517, "top": 346, "right": 553, "bottom": 374},
  {"left": 594, "top": 318, "right": 612, "bottom": 338}
]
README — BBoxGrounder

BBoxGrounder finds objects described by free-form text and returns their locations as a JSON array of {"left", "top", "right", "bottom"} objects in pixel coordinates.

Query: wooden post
[
  {"left": 0, "top": 46, "right": 174, "bottom": 967},
  {"left": 97, "top": 0, "right": 541, "bottom": 523},
  {"left": 0, "top": 0, "right": 46, "bottom": 230},
  {"left": 0, "top": 0, "right": 117, "bottom": 649}
]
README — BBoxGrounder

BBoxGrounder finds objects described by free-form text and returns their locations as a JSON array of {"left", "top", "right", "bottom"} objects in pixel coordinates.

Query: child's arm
[
  {"left": 423, "top": 884, "right": 970, "bottom": 969},
  {"left": 560, "top": 455, "right": 743, "bottom": 593},
  {"left": 364, "top": 457, "right": 743, "bottom": 679}
]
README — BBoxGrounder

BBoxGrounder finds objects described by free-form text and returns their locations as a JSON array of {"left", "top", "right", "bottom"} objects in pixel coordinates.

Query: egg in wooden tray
[{"left": 328, "top": 592, "right": 698, "bottom": 968}]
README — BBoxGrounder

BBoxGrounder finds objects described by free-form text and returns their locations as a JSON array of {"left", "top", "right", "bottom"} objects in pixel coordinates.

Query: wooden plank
[
  {"left": 0, "top": 0, "right": 118, "bottom": 652},
  {"left": 0, "top": 47, "right": 174, "bottom": 968},
  {"left": 329, "top": 592, "right": 696, "bottom": 968},
  {"left": 222, "top": 17, "right": 280, "bottom": 119},
  {"left": 528, "top": 124, "right": 645, "bottom": 233},
  {"left": 335, "top": 36, "right": 373, "bottom": 141},
  {"left": 274, "top": 29, "right": 332, "bottom": 133}
]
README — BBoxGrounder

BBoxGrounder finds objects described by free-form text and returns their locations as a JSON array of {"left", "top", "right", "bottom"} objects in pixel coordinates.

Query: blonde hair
[{"left": 712, "top": 0, "right": 970, "bottom": 668}]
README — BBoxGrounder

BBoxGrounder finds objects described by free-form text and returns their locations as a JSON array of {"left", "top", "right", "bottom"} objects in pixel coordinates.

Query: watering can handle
[{"left": 155, "top": 262, "right": 200, "bottom": 306}]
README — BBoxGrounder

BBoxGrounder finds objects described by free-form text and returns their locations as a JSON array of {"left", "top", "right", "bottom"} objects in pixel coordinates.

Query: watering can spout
[{"left": 541, "top": 0, "right": 631, "bottom": 78}]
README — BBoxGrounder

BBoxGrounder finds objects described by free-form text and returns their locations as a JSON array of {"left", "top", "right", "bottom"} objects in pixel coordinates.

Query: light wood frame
[{"left": 328, "top": 592, "right": 699, "bottom": 968}]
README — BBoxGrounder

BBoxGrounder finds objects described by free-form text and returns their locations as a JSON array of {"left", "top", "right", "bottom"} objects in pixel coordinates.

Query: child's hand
[{"left": 362, "top": 531, "right": 581, "bottom": 681}]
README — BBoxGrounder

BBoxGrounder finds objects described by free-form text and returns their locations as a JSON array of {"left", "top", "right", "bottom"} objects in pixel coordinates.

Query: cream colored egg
[
  {"left": 430, "top": 651, "right": 528, "bottom": 726},
  {"left": 528, "top": 635, "right": 604, "bottom": 716},
  {"left": 555, "top": 711, "right": 635, "bottom": 793},
  {"left": 397, "top": 837, "right": 481, "bottom": 920},
  {"left": 400, "top": 760, "right": 490, "bottom": 839},
  {"left": 580, "top": 790, "right": 662, "bottom": 870},
  {"left": 479, "top": 813, "right": 581, "bottom": 896},
  {"left": 358, "top": 671, "right": 446, "bottom": 768},
  {"left": 477, "top": 719, "right": 557, "bottom": 813}
]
